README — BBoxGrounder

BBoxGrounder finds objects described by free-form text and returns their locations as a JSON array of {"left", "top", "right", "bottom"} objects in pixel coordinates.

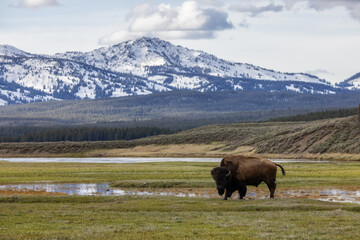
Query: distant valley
[{"left": 0, "top": 90, "right": 359, "bottom": 129}]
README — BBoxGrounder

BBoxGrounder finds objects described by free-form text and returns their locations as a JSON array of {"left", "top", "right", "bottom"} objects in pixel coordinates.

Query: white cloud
[
  {"left": 16, "top": 0, "right": 59, "bottom": 9},
  {"left": 99, "top": 30, "right": 216, "bottom": 45},
  {"left": 99, "top": 31, "right": 143, "bottom": 45},
  {"left": 306, "top": 69, "right": 334, "bottom": 83},
  {"left": 284, "top": 0, "right": 360, "bottom": 20},
  {"left": 230, "top": 3, "right": 284, "bottom": 17},
  {"left": 196, "top": 0, "right": 224, "bottom": 7},
  {"left": 229, "top": 0, "right": 360, "bottom": 21},
  {"left": 306, "top": 69, "right": 332, "bottom": 75},
  {"left": 99, "top": 1, "right": 233, "bottom": 45},
  {"left": 238, "top": 19, "right": 249, "bottom": 28}
]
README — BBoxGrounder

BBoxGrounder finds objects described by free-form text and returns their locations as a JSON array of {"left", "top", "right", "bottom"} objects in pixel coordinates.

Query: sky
[{"left": 0, "top": 0, "right": 359, "bottom": 83}]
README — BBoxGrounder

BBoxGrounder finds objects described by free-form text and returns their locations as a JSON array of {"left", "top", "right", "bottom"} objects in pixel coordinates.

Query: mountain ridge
[
  {"left": 1, "top": 90, "right": 359, "bottom": 128},
  {"left": 0, "top": 37, "right": 357, "bottom": 106},
  {"left": 337, "top": 72, "right": 360, "bottom": 90}
]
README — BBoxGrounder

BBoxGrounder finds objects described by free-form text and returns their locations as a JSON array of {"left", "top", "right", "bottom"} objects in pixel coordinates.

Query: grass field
[
  {"left": 0, "top": 160, "right": 360, "bottom": 239},
  {"left": 1, "top": 196, "right": 360, "bottom": 240},
  {"left": 1, "top": 161, "right": 360, "bottom": 188}
]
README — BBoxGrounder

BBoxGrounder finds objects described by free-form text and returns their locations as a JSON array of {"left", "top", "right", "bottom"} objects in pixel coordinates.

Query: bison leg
[
  {"left": 238, "top": 185, "right": 247, "bottom": 199},
  {"left": 224, "top": 189, "right": 233, "bottom": 200},
  {"left": 266, "top": 182, "right": 276, "bottom": 198},
  {"left": 223, "top": 189, "right": 228, "bottom": 200}
]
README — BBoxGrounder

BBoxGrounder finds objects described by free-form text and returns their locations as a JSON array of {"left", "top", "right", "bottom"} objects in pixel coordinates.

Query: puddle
[
  {"left": 0, "top": 183, "right": 123, "bottom": 196},
  {"left": 0, "top": 183, "right": 359, "bottom": 204},
  {"left": 0, "top": 157, "right": 329, "bottom": 164},
  {"left": 242, "top": 188, "right": 360, "bottom": 204},
  {"left": 0, "top": 183, "right": 217, "bottom": 198}
]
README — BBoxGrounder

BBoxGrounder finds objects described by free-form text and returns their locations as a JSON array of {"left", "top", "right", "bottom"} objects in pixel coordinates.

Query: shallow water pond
[
  {"left": 0, "top": 183, "right": 359, "bottom": 204},
  {"left": 0, "top": 157, "right": 355, "bottom": 203}
]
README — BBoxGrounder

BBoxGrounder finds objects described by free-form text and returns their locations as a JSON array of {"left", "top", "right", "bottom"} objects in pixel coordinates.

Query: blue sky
[{"left": 1, "top": 0, "right": 359, "bottom": 83}]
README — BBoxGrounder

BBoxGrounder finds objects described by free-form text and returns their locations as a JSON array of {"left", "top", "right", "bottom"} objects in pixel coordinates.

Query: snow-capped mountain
[
  {"left": 0, "top": 37, "right": 352, "bottom": 105},
  {"left": 55, "top": 38, "right": 324, "bottom": 84},
  {"left": 0, "top": 45, "right": 33, "bottom": 58},
  {"left": 337, "top": 72, "right": 360, "bottom": 90}
]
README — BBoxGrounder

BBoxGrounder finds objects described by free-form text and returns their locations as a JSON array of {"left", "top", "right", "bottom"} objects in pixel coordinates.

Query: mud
[{"left": 0, "top": 183, "right": 359, "bottom": 204}]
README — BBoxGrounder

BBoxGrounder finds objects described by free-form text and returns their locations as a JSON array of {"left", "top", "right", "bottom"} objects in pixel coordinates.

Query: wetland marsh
[{"left": 1, "top": 158, "right": 360, "bottom": 239}]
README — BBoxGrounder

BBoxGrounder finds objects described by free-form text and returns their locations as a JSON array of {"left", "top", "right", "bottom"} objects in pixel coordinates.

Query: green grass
[
  {"left": 0, "top": 196, "right": 359, "bottom": 239},
  {"left": 1, "top": 161, "right": 360, "bottom": 239},
  {"left": 1, "top": 161, "right": 360, "bottom": 188},
  {"left": 0, "top": 161, "right": 215, "bottom": 185}
]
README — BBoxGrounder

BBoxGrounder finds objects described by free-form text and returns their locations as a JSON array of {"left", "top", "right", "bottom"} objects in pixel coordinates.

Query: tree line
[
  {"left": 0, "top": 126, "right": 173, "bottom": 142},
  {"left": 270, "top": 107, "right": 358, "bottom": 122}
]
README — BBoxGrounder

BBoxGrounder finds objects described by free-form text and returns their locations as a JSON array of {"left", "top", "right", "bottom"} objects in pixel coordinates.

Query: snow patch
[
  {"left": 0, "top": 45, "right": 32, "bottom": 57},
  {"left": 0, "top": 98, "right": 7, "bottom": 105},
  {"left": 348, "top": 78, "right": 360, "bottom": 89},
  {"left": 75, "top": 85, "right": 96, "bottom": 99},
  {"left": 286, "top": 84, "right": 301, "bottom": 93},
  {"left": 168, "top": 75, "right": 208, "bottom": 89},
  {"left": 111, "top": 88, "right": 131, "bottom": 97}
]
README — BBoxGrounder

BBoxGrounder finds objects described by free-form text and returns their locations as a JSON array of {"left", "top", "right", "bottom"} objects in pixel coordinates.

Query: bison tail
[{"left": 275, "top": 163, "right": 286, "bottom": 176}]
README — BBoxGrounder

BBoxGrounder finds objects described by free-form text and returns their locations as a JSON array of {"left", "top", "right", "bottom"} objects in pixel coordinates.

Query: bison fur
[{"left": 211, "top": 155, "right": 285, "bottom": 200}]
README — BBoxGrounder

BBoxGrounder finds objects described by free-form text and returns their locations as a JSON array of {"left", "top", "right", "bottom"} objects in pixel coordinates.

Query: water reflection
[
  {"left": 0, "top": 183, "right": 359, "bottom": 204},
  {"left": 0, "top": 183, "right": 214, "bottom": 198},
  {"left": 0, "top": 183, "right": 115, "bottom": 196}
]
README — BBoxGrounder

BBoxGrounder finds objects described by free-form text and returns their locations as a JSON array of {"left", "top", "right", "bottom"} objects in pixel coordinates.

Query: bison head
[{"left": 211, "top": 167, "right": 231, "bottom": 196}]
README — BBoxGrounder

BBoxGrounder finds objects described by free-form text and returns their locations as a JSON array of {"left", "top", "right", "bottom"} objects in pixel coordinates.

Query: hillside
[
  {"left": 1, "top": 115, "right": 359, "bottom": 158},
  {"left": 337, "top": 72, "right": 360, "bottom": 90},
  {"left": 0, "top": 90, "right": 360, "bottom": 129},
  {"left": 165, "top": 116, "right": 360, "bottom": 155}
]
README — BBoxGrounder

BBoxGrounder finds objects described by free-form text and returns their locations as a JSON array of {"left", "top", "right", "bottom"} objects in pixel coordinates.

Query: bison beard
[{"left": 211, "top": 155, "right": 285, "bottom": 200}]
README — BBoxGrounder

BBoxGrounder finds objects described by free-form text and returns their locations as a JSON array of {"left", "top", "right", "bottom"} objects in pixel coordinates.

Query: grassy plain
[
  {"left": 1, "top": 196, "right": 360, "bottom": 240},
  {"left": 1, "top": 161, "right": 360, "bottom": 188},
  {"left": 0, "top": 115, "right": 359, "bottom": 239},
  {"left": 1, "top": 161, "right": 360, "bottom": 239}
]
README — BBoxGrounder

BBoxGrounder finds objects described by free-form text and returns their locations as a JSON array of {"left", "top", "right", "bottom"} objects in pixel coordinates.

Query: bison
[{"left": 211, "top": 155, "right": 285, "bottom": 200}]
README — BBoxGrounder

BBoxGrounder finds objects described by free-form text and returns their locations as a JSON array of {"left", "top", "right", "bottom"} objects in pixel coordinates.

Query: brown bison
[{"left": 211, "top": 155, "right": 285, "bottom": 200}]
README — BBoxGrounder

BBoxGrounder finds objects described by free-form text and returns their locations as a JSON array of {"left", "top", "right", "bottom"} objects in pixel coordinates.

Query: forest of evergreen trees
[
  {"left": 0, "top": 105, "right": 358, "bottom": 143},
  {"left": 270, "top": 107, "right": 358, "bottom": 122},
  {"left": 1, "top": 90, "right": 360, "bottom": 128},
  {"left": 0, "top": 126, "right": 173, "bottom": 143}
]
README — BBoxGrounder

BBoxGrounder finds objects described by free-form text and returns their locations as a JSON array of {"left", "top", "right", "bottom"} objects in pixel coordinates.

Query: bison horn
[{"left": 226, "top": 170, "right": 231, "bottom": 177}]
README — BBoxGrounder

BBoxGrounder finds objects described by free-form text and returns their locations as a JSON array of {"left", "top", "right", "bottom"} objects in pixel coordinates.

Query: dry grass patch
[
  {"left": 85, "top": 143, "right": 255, "bottom": 158},
  {"left": 0, "top": 115, "right": 358, "bottom": 159}
]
